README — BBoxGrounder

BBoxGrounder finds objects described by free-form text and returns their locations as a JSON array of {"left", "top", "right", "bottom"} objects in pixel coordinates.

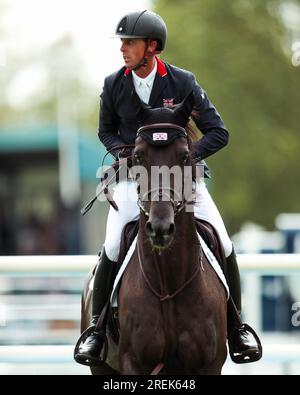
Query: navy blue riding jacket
[{"left": 98, "top": 57, "right": 229, "bottom": 173}]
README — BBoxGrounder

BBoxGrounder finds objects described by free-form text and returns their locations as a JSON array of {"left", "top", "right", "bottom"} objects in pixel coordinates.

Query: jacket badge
[{"left": 163, "top": 98, "right": 174, "bottom": 107}]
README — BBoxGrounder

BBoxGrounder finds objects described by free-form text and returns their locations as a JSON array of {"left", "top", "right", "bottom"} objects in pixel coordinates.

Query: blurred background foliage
[
  {"left": 0, "top": 33, "right": 98, "bottom": 133},
  {"left": 154, "top": 0, "right": 300, "bottom": 232}
]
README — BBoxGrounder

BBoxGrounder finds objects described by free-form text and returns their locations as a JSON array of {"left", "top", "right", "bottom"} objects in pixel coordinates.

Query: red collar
[{"left": 124, "top": 56, "right": 167, "bottom": 77}]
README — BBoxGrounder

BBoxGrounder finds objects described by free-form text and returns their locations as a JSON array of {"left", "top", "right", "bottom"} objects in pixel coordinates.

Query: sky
[{"left": 1, "top": 0, "right": 151, "bottom": 87}]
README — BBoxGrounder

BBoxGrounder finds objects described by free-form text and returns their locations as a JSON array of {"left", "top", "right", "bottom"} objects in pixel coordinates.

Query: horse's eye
[
  {"left": 134, "top": 153, "right": 141, "bottom": 164},
  {"left": 182, "top": 153, "right": 190, "bottom": 165}
]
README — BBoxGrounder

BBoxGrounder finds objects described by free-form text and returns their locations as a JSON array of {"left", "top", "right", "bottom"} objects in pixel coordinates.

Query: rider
[{"left": 75, "top": 10, "right": 260, "bottom": 365}]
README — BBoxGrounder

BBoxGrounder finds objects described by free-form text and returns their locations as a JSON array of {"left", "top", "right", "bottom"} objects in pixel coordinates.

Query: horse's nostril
[
  {"left": 145, "top": 221, "right": 155, "bottom": 237},
  {"left": 146, "top": 220, "right": 175, "bottom": 242},
  {"left": 168, "top": 223, "right": 175, "bottom": 236}
]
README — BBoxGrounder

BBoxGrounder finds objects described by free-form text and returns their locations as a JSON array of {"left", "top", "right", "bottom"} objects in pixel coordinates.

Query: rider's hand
[
  {"left": 117, "top": 147, "right": 133, "bottom": 160},
  {"left": 116, "top": 148, "right": 133, "bottom": 169},
  {"left": 190, "top": 142, "right": 202, "bottom": 163}
]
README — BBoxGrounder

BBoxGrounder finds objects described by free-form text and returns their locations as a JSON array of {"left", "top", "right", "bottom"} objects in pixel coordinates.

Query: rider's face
[{"left": 120, "top": 38, "right": 147, "bottom": 69}]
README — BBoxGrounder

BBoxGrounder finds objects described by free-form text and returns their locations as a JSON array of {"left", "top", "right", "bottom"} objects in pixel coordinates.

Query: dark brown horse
[{"left": 81, "top": 92, "right": 228, "bottom": 375}]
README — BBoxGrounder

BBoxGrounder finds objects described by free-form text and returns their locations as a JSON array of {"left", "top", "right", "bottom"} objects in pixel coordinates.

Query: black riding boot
[
  {"left": 74, "top": 249, "right": 116, "bottom": 365},
  {"left": 226, "top": 247, "right": 262, "bottom": 363}
]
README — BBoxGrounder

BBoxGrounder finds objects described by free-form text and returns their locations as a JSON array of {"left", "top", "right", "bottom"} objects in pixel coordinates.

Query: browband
[{"left": 136, "top": 123, "right": 187, "bottom": 146}]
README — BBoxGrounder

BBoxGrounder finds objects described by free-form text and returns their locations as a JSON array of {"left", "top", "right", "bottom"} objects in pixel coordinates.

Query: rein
[
  {"left": 80, "top": 144, "right": 134, "bottom": 215},
  {"left": 137, "top": 241, "right": 202, "bottom": 302}
]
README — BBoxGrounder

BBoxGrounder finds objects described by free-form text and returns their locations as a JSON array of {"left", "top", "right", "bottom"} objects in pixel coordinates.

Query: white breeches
[{"left": 104, "top": 179, "right": 233, "bottom": 261}]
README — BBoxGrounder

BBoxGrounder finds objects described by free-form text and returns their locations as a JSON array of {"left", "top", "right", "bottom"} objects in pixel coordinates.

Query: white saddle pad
[
  {"left": 110, "top": 236, "right": 138, "bottom": 307},
  {"left": 109, "top": 233, "right": 229, "bottom": 307}
]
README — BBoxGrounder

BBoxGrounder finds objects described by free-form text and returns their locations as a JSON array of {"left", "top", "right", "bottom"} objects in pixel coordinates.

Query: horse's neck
[{"left": 138, "top": 212, "right": 200, "bottom": 293}]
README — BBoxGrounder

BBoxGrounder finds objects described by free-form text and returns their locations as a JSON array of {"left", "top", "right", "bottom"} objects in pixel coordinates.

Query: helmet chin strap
[
  {"left": 131, "top": 57, "right": 148, "bottom": 71},
  {"left": 131, "top": 40, "right": 151, "bottom": 72}
]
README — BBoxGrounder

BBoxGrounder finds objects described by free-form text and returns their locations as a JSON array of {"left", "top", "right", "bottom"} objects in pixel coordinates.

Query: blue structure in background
[
  {"left": 262, "top": 214, "right": 300, "bottom": 332},
  {"left": 0, "top": 126, "right": 112, "bottom": 255},
  {"left": 0, "top": 125, "right": 111, "bottom": 181}
]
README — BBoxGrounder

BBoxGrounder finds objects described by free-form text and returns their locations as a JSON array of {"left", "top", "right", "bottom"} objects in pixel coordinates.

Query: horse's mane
[{"left": 185, "top": 110, "right": 201, "bottom": 149}]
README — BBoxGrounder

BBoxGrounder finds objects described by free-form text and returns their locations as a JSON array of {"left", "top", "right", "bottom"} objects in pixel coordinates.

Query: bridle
[
  {"left": 137, "top": 186, "right": 196, "bottom": 218},
  {"left": 135, "top": 123, "right": 196, "bottom": 217},
  {"left": 136, "top": 123, "right": 188, "bottom": 143}
]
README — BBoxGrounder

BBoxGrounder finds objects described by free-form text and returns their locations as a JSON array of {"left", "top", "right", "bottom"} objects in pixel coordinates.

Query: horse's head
[{"left": 131, "top": 91, "right": 195, "bottom": 250}]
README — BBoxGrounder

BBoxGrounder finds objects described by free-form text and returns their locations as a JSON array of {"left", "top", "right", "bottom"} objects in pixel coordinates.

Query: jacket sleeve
[
  {"left": 190, "top": 75, "right": 229, "bottom": 160},
  {"left": 98, "top": 77, "right": 127, "bottom": 156}
]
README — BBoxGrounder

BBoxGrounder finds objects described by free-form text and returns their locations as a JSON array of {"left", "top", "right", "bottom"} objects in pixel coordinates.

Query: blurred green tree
[
  {"left": 0, "top": 30, "right": 98, "bottom": 134},
  {"left": 155, "top": 0, "right": 300, "bottom": 233}
]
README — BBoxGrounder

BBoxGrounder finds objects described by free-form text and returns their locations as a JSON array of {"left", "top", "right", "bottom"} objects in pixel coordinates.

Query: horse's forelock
[{"left": 141, "top": 107, "right": 178, "bottom": 127}]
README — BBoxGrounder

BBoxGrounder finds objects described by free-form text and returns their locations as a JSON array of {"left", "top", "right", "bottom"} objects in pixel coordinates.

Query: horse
[{"left": 80, "top": 91, "right": 228, "bottom": 375}]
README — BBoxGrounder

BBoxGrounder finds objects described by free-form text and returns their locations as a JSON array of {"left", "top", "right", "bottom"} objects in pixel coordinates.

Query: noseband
[
  {"left": 137, "top": 186, "right": 193, "bottom": 218},
  {"left": 136, "top": 123, "right": 195, "bottom": 217}
]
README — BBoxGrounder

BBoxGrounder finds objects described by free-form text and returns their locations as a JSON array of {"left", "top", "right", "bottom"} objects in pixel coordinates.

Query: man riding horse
[{"left": 74, "top": 10, "right": 261, "bottom": 366}]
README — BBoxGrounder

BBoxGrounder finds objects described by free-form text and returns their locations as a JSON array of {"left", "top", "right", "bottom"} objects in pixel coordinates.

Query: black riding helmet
[{"left": 115, "top": 10, "right": 167, "bottom": 51}]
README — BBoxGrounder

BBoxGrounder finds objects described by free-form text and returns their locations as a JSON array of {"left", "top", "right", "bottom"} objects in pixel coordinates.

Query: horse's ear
[
  {"left": 131, "top": 90, "right": 151, "bottom": 123},
  {"left": 174, "top": 91, "right": 194, "bottom": 125}
]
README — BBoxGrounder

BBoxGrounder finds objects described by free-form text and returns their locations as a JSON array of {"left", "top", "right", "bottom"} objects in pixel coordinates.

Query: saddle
[{"left": 195, "top": 219, "right": 227, "bottom": 275}]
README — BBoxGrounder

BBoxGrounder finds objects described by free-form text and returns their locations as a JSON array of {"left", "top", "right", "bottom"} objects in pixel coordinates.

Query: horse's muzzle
[{"left": 145, "top": 219, "right": 175, "bottom": 249}]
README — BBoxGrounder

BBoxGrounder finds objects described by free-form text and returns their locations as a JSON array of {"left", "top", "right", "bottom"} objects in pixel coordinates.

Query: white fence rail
[
  {"left": 1, "top": 254, "right": 300, "bottom": 275},
  {"left": 0, "top": 255, "right": 94, "bottom": 275}
]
